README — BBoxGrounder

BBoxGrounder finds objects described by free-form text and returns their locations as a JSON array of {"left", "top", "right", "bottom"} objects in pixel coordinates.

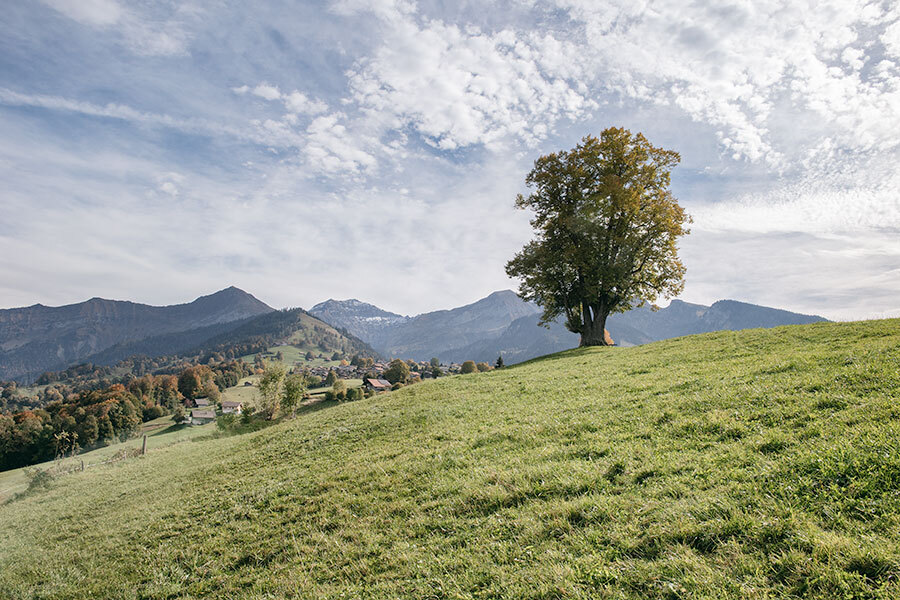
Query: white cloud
[
  {"left": 284, "top": 91, "right": 328, "bottom": 115},
  {"left": 343, "top": 12, "right": 596, "bottom": 151},
  {"left": 40, "top": 0, "right": 191, "bottom": 56},
  {"left": 252, "top": 84, "right": 282, "bottom": 101},
  {"left": 553, "top": 0, "right": 900, "bottom": 172},
  {"left": 40, "top": 0, "right": 123, "bottom": 26}
]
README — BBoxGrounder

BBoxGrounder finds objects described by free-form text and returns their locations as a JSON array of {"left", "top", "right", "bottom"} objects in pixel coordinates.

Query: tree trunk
[{"left": 579, "top": 307, "right": 610, "bottom": 347}]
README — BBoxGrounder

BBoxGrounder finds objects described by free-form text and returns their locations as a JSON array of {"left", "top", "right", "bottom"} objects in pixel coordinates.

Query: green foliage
[
  {"left": 256, "top": 365, "right": 286, "bottom": 420},
  {"left": 3, "top": 320, "right": 900, "bottom": 599},
  {"left": 324, "top": 370, "right": 338, "bottom": 387},
  {"left": 430, "top": 357, "right": 440, "bottom": 368},
  {"left": 382, "top": 359, "right": 410, "bottom": 384},
  {"left": 507, "top": 128, "right": 690, "bottom": 346},
  {"left": 282, "top": 374, "right": 307, "bottom": 417},
  {"left": 460, "top": 360, "right": 477, "bottom": 374},
  {"left": 495, "top": 355, "right": 504, "bottom": 369},
  {"left": 475, "top": 362, "right": 492, "bottom": 372}
]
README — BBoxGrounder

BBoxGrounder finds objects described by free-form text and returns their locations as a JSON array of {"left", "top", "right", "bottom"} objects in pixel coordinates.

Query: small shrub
[{"left": 25, "top": 468, "right": 52, "bottom": 492}]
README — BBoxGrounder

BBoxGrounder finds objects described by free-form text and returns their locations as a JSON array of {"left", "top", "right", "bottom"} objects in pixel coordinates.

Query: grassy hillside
[
  {"left": 1, "top": 319, "right": 899, "bottom": 599},
  {"left": 0, "top": 415, "right": 215, "bottom": 502}
]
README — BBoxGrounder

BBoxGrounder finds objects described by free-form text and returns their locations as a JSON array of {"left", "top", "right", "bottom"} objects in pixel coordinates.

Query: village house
[
  {"left": 190, "top": 409, "right": 216, "bottom": 425},
  {"left": 221, "top": 400, "right": 243, "bottom": 414},
  {"left": 195, "top": 398, "right": 211, "bottom": 407},
  {"left": 363, "top": 378, "right": 392, "bottom": 392}
]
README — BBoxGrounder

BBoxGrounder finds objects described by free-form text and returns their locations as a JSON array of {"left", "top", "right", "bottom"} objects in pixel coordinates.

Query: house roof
[
  {"left": 191, "top": 409, "right": 216, "bottom": 419},
  {"left": 221, "top": 401, "right": 243, "bottom": 408},
  {"left": 365, "top": 378, "right": 392, "bottom": 389},
  {"left": 195, "top": 398, "right": 210, "bottom": 406}
]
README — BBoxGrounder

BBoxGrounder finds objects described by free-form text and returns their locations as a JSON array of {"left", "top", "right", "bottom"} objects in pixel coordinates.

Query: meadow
[
  {"left": 0, "top": 414, "right": 216, "bottom": 502},
  {"left": 1, "top": 319, "right": 898, "bottom": 599}
]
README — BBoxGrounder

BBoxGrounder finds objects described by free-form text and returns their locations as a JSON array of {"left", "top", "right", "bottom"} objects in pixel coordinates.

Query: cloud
[
  {"left": 553, "top": 0, "right": 900, "bottom": 173},
  {"left": 39, "top": 0, "right": 192, "bottom": 56},
  {"left": 40, "top": 0, "right": 123, "bottom": 27},
  {"left": 342, "top": 10, "right": 596, "bottom": 151},
  {"left": 251, "top": 84, "right": 282, "bottom": 101}
]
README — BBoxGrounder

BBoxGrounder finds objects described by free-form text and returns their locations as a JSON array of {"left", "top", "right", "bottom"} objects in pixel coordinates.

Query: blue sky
[{"left": 1, "top": 0, "right": 899, "bottom": 320}]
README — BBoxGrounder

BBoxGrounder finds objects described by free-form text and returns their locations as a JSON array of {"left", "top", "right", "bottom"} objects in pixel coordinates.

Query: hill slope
[
  {"left": 2, "top": 319, "right": 899, "bottom": 598},
  {"left": 0, "top": 287, "right": 274, "bottom": 381}
]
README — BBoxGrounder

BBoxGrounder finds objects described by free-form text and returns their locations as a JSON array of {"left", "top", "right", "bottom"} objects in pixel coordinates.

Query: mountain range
[
  {"left": 0, "top": 286, "right": 827, "bottom": 382},
  {"left": 0, "top": 287, "right": 275, "bottom": 381},
  {"left": 0, "top": 288, "right": 378, "bottom": 383},
  {"left": 310, "top": 292, "right": 827, "bottom": 364}
]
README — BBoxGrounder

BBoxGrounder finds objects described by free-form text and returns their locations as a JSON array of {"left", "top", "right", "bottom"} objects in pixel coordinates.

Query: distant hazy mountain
[
  {"left": 371, "top": 291, "right": 541, "bottom": 361},
  {"left": 310, "top": 291, "right": 827, "bottom": 364},
  {"left": 0, "top": 287, "right": 273, "bottom": 381},
  {"left": 309, "top": 299, "right": 410, "bottom": 342},
  {"left": 311, "top": 291, "right": 541, "bottom": 361}
]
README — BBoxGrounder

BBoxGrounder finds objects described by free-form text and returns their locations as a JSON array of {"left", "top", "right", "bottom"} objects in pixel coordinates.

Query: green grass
[
  {"left": 0, "top": 415, "right": 216, "bottom": 501},
  {"left": 1, "top": 319, "right": 900, "bottom": 598},
  {"left": 219, "top": 375, "right": 262, "bottom": 407},
  {"left": 241, "top": 343, "right": 343, "bottom": 369},
  {"left": 308, "top": 378, "right": 363, "bottom": 399}
]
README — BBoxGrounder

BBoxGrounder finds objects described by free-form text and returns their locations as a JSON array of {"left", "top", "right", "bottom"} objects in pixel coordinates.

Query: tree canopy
[
  {"left": 506, "top": 127, "right": 690, "bottom": 346},
  {"left": 382, "top": 359, "right": 410, "bottom": 384}
]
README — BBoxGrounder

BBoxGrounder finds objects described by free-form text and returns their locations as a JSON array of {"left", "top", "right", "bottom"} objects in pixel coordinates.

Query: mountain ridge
[
  {"left": 311, "top": 291, "right": 828, "bottom": 363},
  {"left": 0, "top": 287, "right": 274, "bottom": 381}
]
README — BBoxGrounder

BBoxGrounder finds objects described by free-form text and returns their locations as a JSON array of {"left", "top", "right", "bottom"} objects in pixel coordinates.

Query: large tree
[{"left": 506, "top": 128, "right": 690, "bottom": 347}]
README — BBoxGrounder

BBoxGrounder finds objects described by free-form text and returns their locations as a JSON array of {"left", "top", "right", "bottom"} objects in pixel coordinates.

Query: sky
[{"left": 1, "top": 0, "right": 899, "bottom": 320}]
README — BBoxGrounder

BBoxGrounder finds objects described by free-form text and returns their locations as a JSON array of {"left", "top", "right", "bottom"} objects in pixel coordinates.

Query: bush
[
  {"left": 461, "top": 361, "right": 477, "bottom": 374},
  {"left": 24, "top": 468, "right": 52, "bottom": 492},
  {"left": 143, "top": 405, "right": 166, "bottom": 421}
]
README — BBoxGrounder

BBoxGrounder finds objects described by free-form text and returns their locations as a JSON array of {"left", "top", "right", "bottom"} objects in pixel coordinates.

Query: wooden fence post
[{"left": 141, "top": 435, "right": 147, "bottom": 456}]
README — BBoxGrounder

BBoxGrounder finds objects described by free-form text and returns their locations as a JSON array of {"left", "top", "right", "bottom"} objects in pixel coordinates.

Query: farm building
[
  {"left": 364, "top": 378, "right": 392, "bottom": 392},
  {"left": 190, "top": 409, "right": 216, "bottom": 425},
  {"left": 221, "top": 400, "right": 243, "bottom": 414}
]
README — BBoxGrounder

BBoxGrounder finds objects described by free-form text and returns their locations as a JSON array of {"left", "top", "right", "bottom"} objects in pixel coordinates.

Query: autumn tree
[
  {"left": 331, "top": 378, "right": 347, "bottom": 400},
  {"left": 460, "top": 361, "right": 477, "bottom": 374},
  {"left": 177, "top": 368, "right": 202, "bottom": 400},
  {"left": 506, "top": 128, "right": 690, "bottom": 346}
]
